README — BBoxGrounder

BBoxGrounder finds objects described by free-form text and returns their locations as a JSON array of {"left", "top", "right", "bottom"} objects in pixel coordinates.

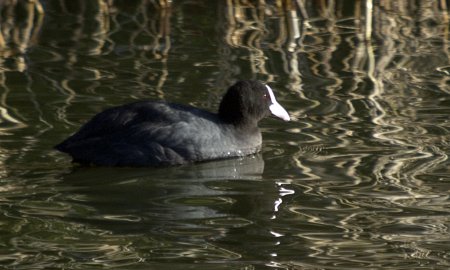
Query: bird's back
[{"left": 55, "top": 101, "right": 262, "bottom": 166}]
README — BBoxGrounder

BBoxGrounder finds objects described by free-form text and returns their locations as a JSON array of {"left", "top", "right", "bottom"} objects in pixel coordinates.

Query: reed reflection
[
  {"left": 45, "top": 0, "right": 173, "bottom": 127},
  {"left": 274, "top": 2, "right": 449, "bottom": 265},
  {"left": 267, "top": 1, "right": 450, "bottom": 190},
  {"left": 0, "top": 0, "right": 43, "bottom": 128},
  {"left": 0, "top": 0, "right": 43, "bottom": 71},
  {"left": 219, "top": 1, "right": 449, "bottom": 265}
]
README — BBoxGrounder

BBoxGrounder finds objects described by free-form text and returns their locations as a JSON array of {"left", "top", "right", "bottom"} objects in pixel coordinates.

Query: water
[{"left": 1, "top": 0, "right": 449, "bottom": 269}]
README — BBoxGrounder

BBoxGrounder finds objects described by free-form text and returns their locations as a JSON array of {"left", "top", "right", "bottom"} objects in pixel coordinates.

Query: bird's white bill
[
  {"left": 266, "top": 85, "right": 291, "bottom": 121},
  {"left": 270, "top": 103, "right": 290, "bottom": 121}
]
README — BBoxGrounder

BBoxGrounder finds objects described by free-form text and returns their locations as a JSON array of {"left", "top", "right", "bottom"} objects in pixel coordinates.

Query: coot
[{"left": 55, "top": 80, "right": 290, "bottom": 166}]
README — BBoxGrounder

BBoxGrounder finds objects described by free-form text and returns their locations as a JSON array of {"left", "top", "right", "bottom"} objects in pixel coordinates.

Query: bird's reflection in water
[{"left": 58, "top": 154, "right": 266, "bottom": 237}]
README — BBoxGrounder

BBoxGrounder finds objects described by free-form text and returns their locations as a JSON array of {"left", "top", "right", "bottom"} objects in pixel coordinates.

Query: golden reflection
[
  {"left": 108, "top": 0, "right": 172, "bottom": 97},
  {"left": 363, "top": 2, "right": 450, "bottom": 192},
  {"left": 51, "top": 0, "right": 172, "bottom": 125},
  {"left": 227, "top": 2, "right": 450, "bottom": 261},
  {"left": 0, "top": 0, "right": 44, "bottom": 71},
  {"left": 0, "top": 1, "right": 44, "bottom": 177},
  {"left": 224, "top": 0, "right": 273, "bottom": 80}
]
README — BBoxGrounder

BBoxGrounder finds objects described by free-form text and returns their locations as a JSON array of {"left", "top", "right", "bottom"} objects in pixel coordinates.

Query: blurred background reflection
[{"left": 0, "top": 0, "right": 449, "bottom": 269}]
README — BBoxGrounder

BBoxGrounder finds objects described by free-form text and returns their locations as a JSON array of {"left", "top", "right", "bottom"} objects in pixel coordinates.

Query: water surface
[{"left": 0, "top": 1, "right": 449, "bottom": 269}]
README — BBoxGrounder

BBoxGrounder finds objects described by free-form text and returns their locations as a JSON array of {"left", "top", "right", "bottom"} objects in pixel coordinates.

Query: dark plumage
[{"left": 55, "top": 80, "right": 290, "bottom": 166}]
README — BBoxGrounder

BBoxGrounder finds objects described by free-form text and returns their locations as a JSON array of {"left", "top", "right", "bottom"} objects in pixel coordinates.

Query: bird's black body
[{"left": 55, "top": 80, "right": 289, "bottom": 166}]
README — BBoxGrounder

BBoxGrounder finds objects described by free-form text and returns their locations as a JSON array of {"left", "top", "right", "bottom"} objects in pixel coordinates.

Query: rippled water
[{"left": 1, "top": 1, "right": 449, "bottom": 269}]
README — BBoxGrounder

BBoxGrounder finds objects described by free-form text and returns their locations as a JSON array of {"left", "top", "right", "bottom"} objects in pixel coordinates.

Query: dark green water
[{"left": 1, "top": 1, "right": 449, "bottom": 269}]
